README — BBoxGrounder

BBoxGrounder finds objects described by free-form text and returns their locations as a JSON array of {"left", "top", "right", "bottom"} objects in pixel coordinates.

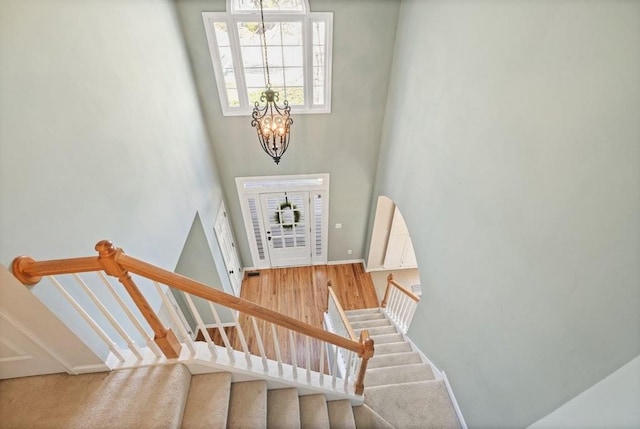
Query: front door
[{"left": 260, "top": 192, "right": 311, "bottom": 267}]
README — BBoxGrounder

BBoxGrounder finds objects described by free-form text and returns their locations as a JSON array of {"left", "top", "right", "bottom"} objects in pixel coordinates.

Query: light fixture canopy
[{"left": 250, "top": 0, "right": 293, "bottom": 165}]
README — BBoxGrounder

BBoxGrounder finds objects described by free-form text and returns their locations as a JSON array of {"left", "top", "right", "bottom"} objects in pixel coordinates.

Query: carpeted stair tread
[
  {"left": 227, "top": 380, "right": 267, "bottom": 428},
  {"left": 365, "top": 363, "right": 435, "bottom": 387},
  {"left": 267, "top": 388, "right": 300, "bottom": 429},
  {"left": 354, "top": 325, "right": 396, "bottom": 337},
  {"left": 0, "top": 363, "right": 191, "bottom": 429},
  {"left": 350, "top": 319, "right": 391, "bottom": 330},
  {"left": 368, "top": 351, "right": 422, "bottom": 369},
  {"left": 299, "top": 394, "right": 330, "bottom": 429},
  {"left": 369, "top": 333, "right": 404, "bottom": 344},
  {"left": 352, "top": 405, "right": 394, "bottom": 429},
  {"left": 344, "top": 308, "right": 381, "bottom": 317},
  {"left": 181, "top": 372, "right": 231, "bottom": 429},
  {"left": 345, "top": 312, "right": 386, "bottom": 323},
  {"left": 373, "top": 341, "right": 413, "bottom": 355},
  {"left": 365, "top": 380, "right": 461, "bottom": 429},
  {"left": 327, "top": 399, "right": 356, "bottom": 429}
]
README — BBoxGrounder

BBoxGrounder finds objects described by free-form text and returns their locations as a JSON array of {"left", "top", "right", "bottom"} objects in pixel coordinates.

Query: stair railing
[
  {"left": 11, "top": 240, "right": 374, "bottom": 396},
  {"left": 326, "top": 283, "right": 357, "bottom": 342},
  {"left": 324, "top": 284, "right": 373, "bottom": 394},
  {"left": 381, "top": 273, "right": 420, "bottom": 333}
]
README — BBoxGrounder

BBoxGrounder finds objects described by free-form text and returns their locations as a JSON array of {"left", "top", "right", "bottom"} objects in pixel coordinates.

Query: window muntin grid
[{"left": 203, "top": 6, "right": 332, "bottom": 116}]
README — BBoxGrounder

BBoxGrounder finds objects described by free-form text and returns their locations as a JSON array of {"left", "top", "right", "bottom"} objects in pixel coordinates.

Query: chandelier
[{"left": 250, "top": 0, "right": 293, "bottom": 165}]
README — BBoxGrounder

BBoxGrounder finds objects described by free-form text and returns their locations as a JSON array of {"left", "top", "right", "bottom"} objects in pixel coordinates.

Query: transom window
[{"left": 203, "top": 0, "right": 332, "bottom": 116}]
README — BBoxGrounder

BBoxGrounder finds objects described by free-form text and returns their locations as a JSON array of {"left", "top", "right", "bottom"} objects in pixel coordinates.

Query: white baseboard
[
  {"left": 403, "top": 334, "right": 467, "bottom": 429},
  {"left": 327, "top": 259, "right": 365, "bottom": 266},
  {"left": 364, "top": 266, "right": 388, "bottom": 272},
  {"left": 442, "top": 371, "right": 468, "bottom": 429},
  {"left": 245, "top": 260, "right": 365, "bottom": 269},
  {"left": 71, "top": 363, "right": 111, "bottom": 374}
]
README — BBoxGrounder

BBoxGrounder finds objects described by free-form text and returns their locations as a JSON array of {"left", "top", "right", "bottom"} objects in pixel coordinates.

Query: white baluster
[
  {"left": 97, "top": 272, "right": 162, "bottom": 358},
  {"left": 385, "top": 288, "right": 395, "bottom": 318},
  {"left": 152, "top": 282, "right": 196, "bottom": 355},
  {"left": 344, "top": 350, "right": 353, "bottom": 392},
  {"left": 232, "top": 311, "right": 251, "bottom": 364},
  {"left": 250, "top": 316, "right": 268, "bottom": 371},
  {"left": 271, "top": 323, "right": 283, "bottom": 374},
  {"left": 289, "top": 330, "right": 298, "bottom": 378},
  {"left": 319, "top": 339, "right": 325, "bottom": 384},
  {"left": 72, "top": 274, "right": 143, "bottom": 360},
  {"left": 331, "top": 344, "right": 339, "bottom": 388},
  {"left": 183, "top": 293, "right": 217, "bottom": 359},
  {"left": 305, "top": 335, "right": 311, "bottom": 382},
  {"left": 389, "top": 288, "right": 400, "bottom": 321},
  {"left": 398, "top": 295, "right": 411, "bottom": 331},
  {"left": 208, "top": 302, "right": 235, "bottom": 361},
  {"left": 48, "top": 276, "right": 125, "bottom": 362}
]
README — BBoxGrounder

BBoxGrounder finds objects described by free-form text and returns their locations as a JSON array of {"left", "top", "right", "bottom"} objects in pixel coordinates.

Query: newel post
[
  {"left": 354, "top": 330, "right": 375, "bottom": 395},
  {"left": 381, "top": 273, "right": 394, "bottom": 308},
  {"left": 95, "top": 240, "right": 182, "bottom": 359}
]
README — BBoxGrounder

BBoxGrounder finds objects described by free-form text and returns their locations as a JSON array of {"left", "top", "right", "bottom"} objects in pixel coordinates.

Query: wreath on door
[{"left": 275, "top": 200, "right": 299, "bottom": 229}]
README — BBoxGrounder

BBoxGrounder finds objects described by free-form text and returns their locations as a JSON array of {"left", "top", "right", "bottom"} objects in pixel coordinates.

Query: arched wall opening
[{"left": 366, "top": 195, "right": 422, "bottom": 302}]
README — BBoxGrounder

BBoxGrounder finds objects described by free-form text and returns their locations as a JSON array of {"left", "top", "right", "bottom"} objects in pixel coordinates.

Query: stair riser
[
  {"left": 346, "top": 313, "right": 387, "bottom": 323},
  {"left": 344, "top": 308, "right": 382, "bottom": 317},
  {"left": 369, "top": 333, "right": 404, "bottom": 344},
  {"left": 365, "top": 364, "right": 435, "bottom": 388},
  {"left": 299, "top": 394, "right": 330, "bottom": 429},
  {"left": 350, "top": 319, "right": 392, "bottom": 330},
  {"left": 354, "top": 326, "right": 397, "bottom": 337},
  {"left": 368, "top": 351, "right": 422, "bottom": 369},
  {"left": 374, "top": 342, "right": 413, "bottom": 355}
]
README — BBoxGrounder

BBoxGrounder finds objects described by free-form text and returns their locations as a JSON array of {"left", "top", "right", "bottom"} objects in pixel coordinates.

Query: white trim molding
[{"left": 236, "top": 174, "right": 330, "bottom": 269}]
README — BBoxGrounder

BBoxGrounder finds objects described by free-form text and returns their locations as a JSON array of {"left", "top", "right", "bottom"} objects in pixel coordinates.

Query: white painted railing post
[{"left": 381, "top": 274, "right": 420, "bottom": 334}]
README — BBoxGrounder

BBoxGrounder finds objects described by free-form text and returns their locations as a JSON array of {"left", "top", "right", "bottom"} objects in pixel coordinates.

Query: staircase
[
  {"left": 0, "top": 308, "right": 462, "bottom": 428},
  {"left": 346, "top": 307, "right": 462, "bottom": 429}
]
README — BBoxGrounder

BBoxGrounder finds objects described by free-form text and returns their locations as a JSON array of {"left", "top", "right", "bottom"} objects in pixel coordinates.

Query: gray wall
[
  {"left": 0, "top": 0, "right": 225, "bottom": 354},
  {"left": 174, "top": 213, "right": 235, "bottom": 329},
  {"left": 371, "top": 0, "right": 640, "bottom": 427},
  {"left": 174, "top": 0, "right": 400, "bottom": 265}
]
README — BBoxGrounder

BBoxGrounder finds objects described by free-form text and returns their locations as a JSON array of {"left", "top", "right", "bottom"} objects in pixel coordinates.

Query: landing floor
[{"left": 197, "top": 263, "right": 379, "bottom": 371}]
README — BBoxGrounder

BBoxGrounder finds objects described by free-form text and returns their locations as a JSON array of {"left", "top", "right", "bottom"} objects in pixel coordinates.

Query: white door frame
[
  {"left": 236, "top": 173, "right": 330, "bottom": 269},
  {"left": 214, "top": 202, "right": 243, "bottom": 295}
]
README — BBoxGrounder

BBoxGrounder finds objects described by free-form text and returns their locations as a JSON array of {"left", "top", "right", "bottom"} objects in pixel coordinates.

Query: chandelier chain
[{"left": 259, "top": 0, "right": 271, "bottom": 88}]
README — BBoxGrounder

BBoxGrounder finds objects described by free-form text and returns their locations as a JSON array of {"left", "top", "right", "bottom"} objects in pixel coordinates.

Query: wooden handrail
[
  {"left": 12, "top": 256, "right": 101, "bottom": 285},
  {"left": 381, "top": 273, "right": 420, "bottom": 307},
  {"left": 327, "top": 286, "right": 357, "bottom": 341},
  {"left": 13, "top": 243, "right": 182, "bottom": 359},
  {"left": 12, "top": 240, "right": 366, "bottom": 357}
]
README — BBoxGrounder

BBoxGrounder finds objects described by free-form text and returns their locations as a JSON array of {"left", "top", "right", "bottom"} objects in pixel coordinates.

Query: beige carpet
[
  {"left": 0, "top": 308, "right": 462, "bottom": 428},
  {"left": 0, "top": 364, "right": 191, "bottom": 429}
]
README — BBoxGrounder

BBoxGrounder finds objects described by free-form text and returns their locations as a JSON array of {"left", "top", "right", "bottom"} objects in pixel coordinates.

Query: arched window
[{"left": 203, "top": 0, "right": 332, "bottom": 116}]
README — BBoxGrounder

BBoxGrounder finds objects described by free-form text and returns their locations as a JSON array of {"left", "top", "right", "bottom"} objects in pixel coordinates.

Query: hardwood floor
[{"left": 196, "top": 263, "right": 379, "bottom": 372}]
